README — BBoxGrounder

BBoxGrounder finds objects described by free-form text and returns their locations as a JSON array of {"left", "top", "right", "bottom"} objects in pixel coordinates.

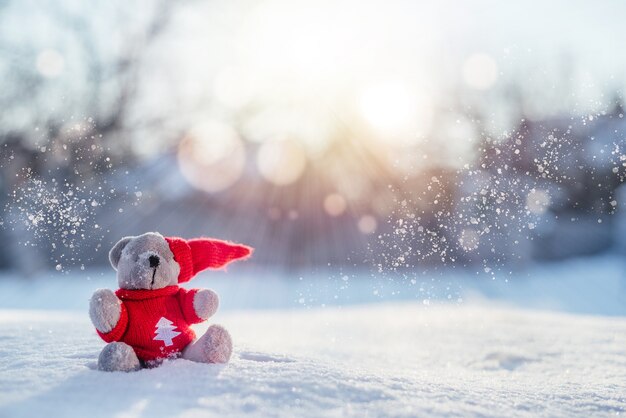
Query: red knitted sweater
[{"left": 97, "top": 286, "right": 203, "bottom": 362}]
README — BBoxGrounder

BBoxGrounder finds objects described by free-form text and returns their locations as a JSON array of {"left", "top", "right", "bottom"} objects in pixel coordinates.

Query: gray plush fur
[
  {"left": 98, "top": 342, "right": 141, "bottom": 372},
  {"left": 108, "top": 237, "right": 132, "bottom": 269},
  {"left": 193, "top": 289, "right": 219, "bottom": 320},
  {"left": 109, "top": 232, "right": 180, "bottom": 290},
  {"left": 89, "top": 289, "right": 122, "bottom": 333},
  {"left": 182, "top": 324, "right": 232, "bottom": 364}
]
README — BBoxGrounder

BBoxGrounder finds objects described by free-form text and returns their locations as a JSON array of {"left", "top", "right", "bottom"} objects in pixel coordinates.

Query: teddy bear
[{"left": 89, "top": 232, "right": 252, "bottom": 372}]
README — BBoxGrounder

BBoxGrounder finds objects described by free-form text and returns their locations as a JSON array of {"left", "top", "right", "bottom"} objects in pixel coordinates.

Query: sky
[
  {"left": 3, "top": 0, "right": 626, "bottom": 152},
  {"left": 165, "top": 0, "right": 626, "bottom": 114}
]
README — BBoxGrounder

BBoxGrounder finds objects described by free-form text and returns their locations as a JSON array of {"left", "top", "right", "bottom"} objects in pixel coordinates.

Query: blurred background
[{"left": 2, "top": 0, "right": 626, "bottom": 308}]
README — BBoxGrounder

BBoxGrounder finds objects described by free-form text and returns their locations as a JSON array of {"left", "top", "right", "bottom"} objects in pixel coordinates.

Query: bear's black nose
[{"left": 149, "top": 255, "right": 160, "bottom": 268}]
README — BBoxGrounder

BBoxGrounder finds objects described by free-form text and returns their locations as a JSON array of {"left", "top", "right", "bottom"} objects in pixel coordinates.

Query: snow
[
  {"left": 0, "top": 304, "right": 625, "bottom": 417},
  {"left": 1, "top": 256, "right": 626, "bottom": 417}
]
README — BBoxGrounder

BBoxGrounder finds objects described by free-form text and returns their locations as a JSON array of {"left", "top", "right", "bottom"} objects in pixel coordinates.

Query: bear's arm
[
  {"left": 89, "top": 289, "right": 128, "bottom": 343},
  {"left": 177, "top": 288, "right": 219, "bottom": 324}
]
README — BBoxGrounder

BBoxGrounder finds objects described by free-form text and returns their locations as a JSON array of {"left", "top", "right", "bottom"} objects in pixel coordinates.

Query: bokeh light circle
[
  {"left": 358, "top": 215, "right": 377, "bottom": 234},
  {"left": 257, "top": 139, "right": 307, "bottom": 185},
  {"left": 177, "top": 120, "right": 245, "bottom": 193},
  {"left": 36, "top": 49, "right": 64, "bottom": 78},
  {"left": 324, "top": 193, "right": 347, "bottom": 217},
  {"left": 462, "top": 53, "right": 498, "bottom": 90},
  {"left": 526, "top": 189, "right": 551, "bottom": 214}
]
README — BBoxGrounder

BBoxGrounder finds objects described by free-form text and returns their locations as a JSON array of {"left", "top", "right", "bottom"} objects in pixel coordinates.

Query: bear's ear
[{"left": 109, "top": 236, "right": 133, "bottom": 270}]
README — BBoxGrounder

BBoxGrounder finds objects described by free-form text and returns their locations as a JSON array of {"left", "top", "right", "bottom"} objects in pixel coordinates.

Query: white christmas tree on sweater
[{"left": 153, "top": 317, "right": 181, "bottom": 347}]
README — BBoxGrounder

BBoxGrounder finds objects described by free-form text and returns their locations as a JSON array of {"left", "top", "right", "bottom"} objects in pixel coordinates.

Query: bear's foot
[
  {"left": 98, "top": 342, "right": 141, "bottom": 372},
  {"left": 202, "top": 325, "right": 232, "bottom": 364},
  {"left": 182, "top": 325, "right": 232, "bottom": 364}
]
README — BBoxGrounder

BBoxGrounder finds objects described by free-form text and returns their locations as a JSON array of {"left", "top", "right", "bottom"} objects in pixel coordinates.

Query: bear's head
[
  {"left": 109, "top": 232, "right": 252, "bottom": 290},
  {"left": 109, "top": 232, "right": 180, "bottom": 290}
]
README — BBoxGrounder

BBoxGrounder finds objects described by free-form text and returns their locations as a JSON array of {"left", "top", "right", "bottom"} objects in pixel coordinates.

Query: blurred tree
[{"left": 0, "top": 0, "right": 183, "bottom": 273}]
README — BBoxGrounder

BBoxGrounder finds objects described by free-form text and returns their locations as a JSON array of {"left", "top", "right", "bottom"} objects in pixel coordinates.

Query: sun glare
[
  {"left": 358, "top": 81, "right": 433, "bottom": 144},
  {"left": 224, "top": 0, "right": 444, "bottom": 153},
  {"left": 359, "top": 82, "right": 414, "bottom": 133},
  {"left": 173, "top": 0, "right": 449, "bottom": 196}
]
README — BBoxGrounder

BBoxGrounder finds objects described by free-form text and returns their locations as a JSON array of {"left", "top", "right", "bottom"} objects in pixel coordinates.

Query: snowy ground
[
  {"left": 1, "top": 304, "right": 626, "bottom": 417},
  {"left": 1, "top": 256, "right": 626, "bottom": 417}
]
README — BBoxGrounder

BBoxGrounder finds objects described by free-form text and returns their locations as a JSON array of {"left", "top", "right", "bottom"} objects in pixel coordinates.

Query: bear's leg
[
  {"left": 182, "top": 325, "right": 232, "bottom": 364},
  {"left": 98, "top": 342, "right": 141, "bottom": 372}
]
